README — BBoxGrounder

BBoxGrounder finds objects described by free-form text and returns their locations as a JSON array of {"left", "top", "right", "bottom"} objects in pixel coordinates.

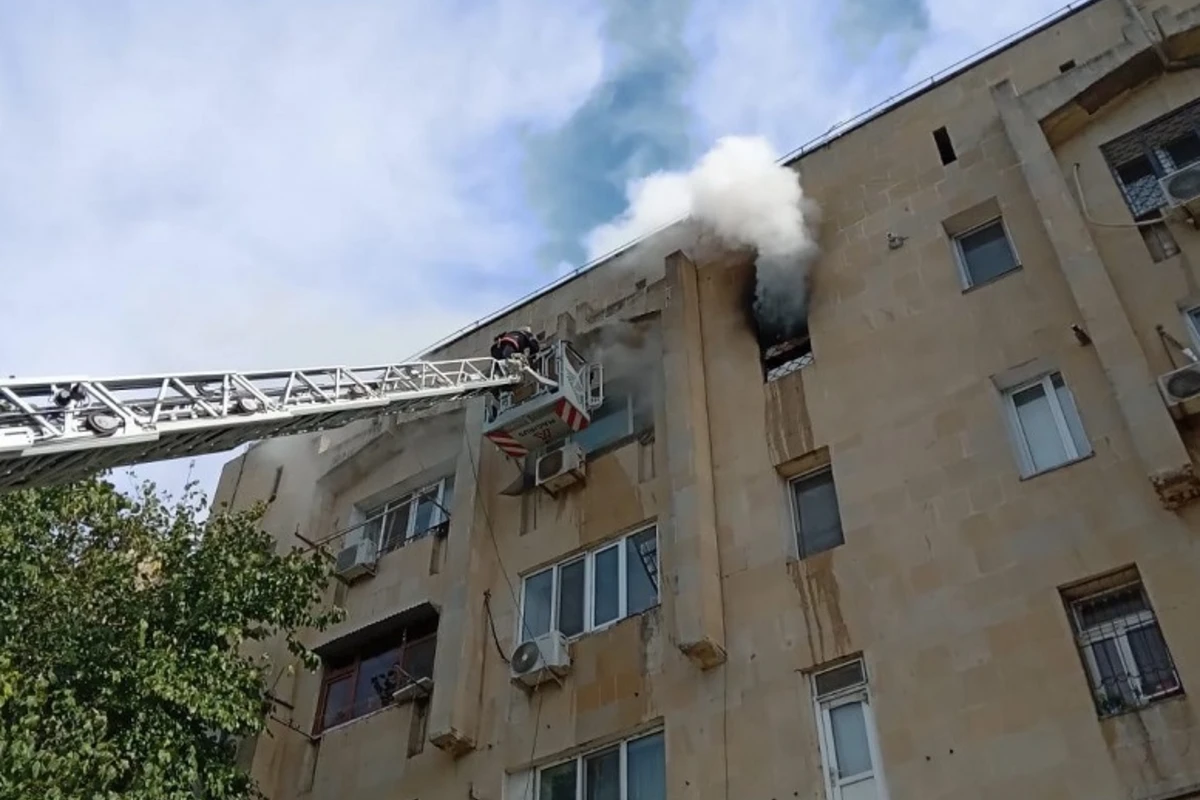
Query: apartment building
[{"left": 214, "top": 1, "right": 1200, "bottom": 797}]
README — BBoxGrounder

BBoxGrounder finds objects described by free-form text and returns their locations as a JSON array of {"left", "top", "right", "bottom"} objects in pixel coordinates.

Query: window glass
[
  {"left": 1012, "top": 381, "right": 1069, "bottom": 472},
  {"left": 1052, "top": 374, "right": 1090, "bottom": 457},
  {"left": 592, "top": 546, "right": 620, "bottom": 627},
  {"left": 1128, "top": 624, "right": 1179, "bottom": 695},
  {"left": 792, "top": 469, "right": 845, "bottom": 558},
  {"left": 625, "top": 528, "right": 659, "bottom": 615},
  {"left": 557, "top": 559, "right": 586, "bottom": 638},
  {"left": 584, "top": 746, "right": 621, "bottom": 800},
  {"left": 539, "top": 760, "right": 577, "bottom": 800},
  {"left": 402, "top": 636, "right": 437, "bottom": 681},
  {"left": 411, "top": 488, "right": 440, "bottom": 537},
  {"left": 574, "top": 394, "right": 633, "bottom": 454},
  {"left": 523, "top": 569, "right": 554, "bottom": 642},
  {"left": 321, "top": 674, "right": 354, "bottom": 731},
  {"left": 626, "top": 732, "right": 666, "bottom": 800},
  {"left": 1164, "top": 133, "right": 1200, "bottom": 169},
  {"left": 382, "top": 500, "right": 410, "bottom": 551},
  {"left": 829, "top": 701, "right": 872, "bottom": 778},
  {"left": 355, "top": 648, "right": 401, "bottom": 716},
  {"left": 958, "top": 220, "right": 1018, "bottom": 285}
]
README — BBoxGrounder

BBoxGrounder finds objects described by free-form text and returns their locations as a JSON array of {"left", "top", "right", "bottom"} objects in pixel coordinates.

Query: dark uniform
[{"left": 490, "top": 329, "right": 539, "bottom": 361}]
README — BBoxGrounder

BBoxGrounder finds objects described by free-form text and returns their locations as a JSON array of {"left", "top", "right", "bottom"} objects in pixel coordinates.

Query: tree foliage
[{"left": 0, "top": 475, "right": 342, "bottom": 800}]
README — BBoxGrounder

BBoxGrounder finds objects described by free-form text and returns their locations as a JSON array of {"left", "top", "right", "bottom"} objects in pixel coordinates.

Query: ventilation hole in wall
[
  {"left": 933, "top": 126, "right": 957, "bottom": 165},
  {"left": 1059, "top": 59, "right": 1076, "bottom": 73}
]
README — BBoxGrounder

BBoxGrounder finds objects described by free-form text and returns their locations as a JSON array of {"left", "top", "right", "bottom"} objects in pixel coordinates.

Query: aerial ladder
[{"left": 0, "top": 355, "right": 556, "bottom": 493}]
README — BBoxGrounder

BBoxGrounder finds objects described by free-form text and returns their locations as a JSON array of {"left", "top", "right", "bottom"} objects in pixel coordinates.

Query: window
[
  {"left": 314, "top": 616, "right": 438, "bottom": 733},
  {"left": 537, "top": 730, "right": 665, "bottom": 800},
  {"left": 1063, "top": 568, "right": 1182, "bottom": 717},
  {"left": 790, "top": 467, "right": 845, "bottom": 559},
  {"left": 573, "top": 384, "right": 651, "bottom": 455},
  {"left": 1162, "top": 132, "right": 1200, "bottom": 170},
  {"left": 1002, "top": 371, "right": 1091, "bottom": 477},
  {"left": 359, "top": 476, "right": 455, "bottom": 556},
  {"left": 932, "top": 126, "right": 956, "bottom": 165},
  {"left": 1135, "top": 209, "right": 1180, "bottom": 262},
  {"left": 519, "top": 525, "right": 659, "bottom": 643},
  {"left": 812, "top": 659, "right": 886, "bottom": 800},
  {"left": 953, "top": 217, "right": 1019, "bottom": 287},
  {"left": 763, "top": 334, "right": 814, "bottom": 381},
  {"left": 1183, "top": 306, "right": 1200, "bottom": 352}
]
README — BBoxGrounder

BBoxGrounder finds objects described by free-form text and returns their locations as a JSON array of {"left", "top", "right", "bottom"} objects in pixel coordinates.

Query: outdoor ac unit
[
  {"left": 334, "top": 539, "right": 377, "bottom": 583},
  {"left": 509, "top": 631, "right": 571, "bottom": 688},
  {"left": 1159, "top": 163, "right": 1200, "bottom": 210},
  {"left": 1159, "top": 362, "right": 1200, "bottom": 406},
  {"left": 534, "top": 441, "right": 586, "bottom": 494}
]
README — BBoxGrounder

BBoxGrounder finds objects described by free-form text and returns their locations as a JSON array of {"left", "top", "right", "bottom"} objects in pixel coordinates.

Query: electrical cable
[{"left": 459, "top": 420, "right": 557, "bottom": 800}]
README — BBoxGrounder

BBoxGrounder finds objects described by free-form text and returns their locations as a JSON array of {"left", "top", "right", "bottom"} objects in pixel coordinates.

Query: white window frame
[
  {"left": 951, "top": 216, "right": 1021, "bottom": 289},
  {"left": 534, "top": 728, "right": 665, "bottom": 800},
  {"left": 1183, "top": 305, "right": 1200, "bottom": 355},
  {"left": 1070, "top": 581, "right": 1181, "bottom": 711},
  {"left": 811, "top": 659, "right": 889, "bottom": 800},
  {"left": 517, "top": 524, "right": 659, "bottom": 644},
  {"left": 1001, "top": 371, "right": 1090, "bottom": 477},
  {"left": 788, "top": 465, "right": 845, "bottom": 559},
  {"left": 359, "top": 477, "right": 452, "bottom": 552}
]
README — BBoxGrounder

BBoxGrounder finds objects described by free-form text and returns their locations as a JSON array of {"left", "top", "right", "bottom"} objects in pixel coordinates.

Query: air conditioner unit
[
  {"left": 534, "top": 441, "right": 586, "bottom": 494},
  {"left": 509, "top": 630, "right": 571, "bottom": 688},
  {"left": 334, "top": 539, "right": 378, "bottom": 583},
  {"left": 1159, "top": 163, "right": 1200, "bottom": 211},
  {"left": 1159, "top": 361, "right": 1200, "bottom": 407}
]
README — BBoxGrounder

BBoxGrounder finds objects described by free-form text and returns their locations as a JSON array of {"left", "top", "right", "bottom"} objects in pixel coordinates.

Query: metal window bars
[{"left": 0, "top": 358, "right": 528, "bottom": 492}]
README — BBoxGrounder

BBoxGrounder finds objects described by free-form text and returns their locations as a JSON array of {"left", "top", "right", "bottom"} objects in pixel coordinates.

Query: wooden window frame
[{"left": 313, "top": 631, "right": 437, "bottom": 735}]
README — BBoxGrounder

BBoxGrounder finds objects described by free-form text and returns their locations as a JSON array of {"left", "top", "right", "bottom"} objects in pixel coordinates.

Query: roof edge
[{"left": 413, "top": 0, "right": 1103, "bottom": 361}]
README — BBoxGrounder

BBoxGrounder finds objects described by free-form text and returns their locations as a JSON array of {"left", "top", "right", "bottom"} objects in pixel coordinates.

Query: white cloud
[{"left": 0, "top": 0, "right": 605, "bottom": 497}]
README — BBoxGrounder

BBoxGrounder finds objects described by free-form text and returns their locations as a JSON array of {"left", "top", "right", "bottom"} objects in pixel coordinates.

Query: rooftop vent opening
[
  {"left": 1059, "top": 59, "right": 1076, "bottom": 73},
  {"left": 933, "top": 127, "right": 957, "bottom": 166}
]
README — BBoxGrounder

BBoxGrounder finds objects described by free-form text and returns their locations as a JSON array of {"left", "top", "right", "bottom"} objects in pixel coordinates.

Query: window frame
[
  {"left": 358, "top": 476, "right": 453, "bottom": 555},
  {"left": 313, "top": 630, "right": 438, "bottom": 735},
  {"left": 811, "top": 658, "right": 888, "bottom": 800},
  {"left": 951, "top": 216, "right": 1021, "bottom": 289},
  {"left": 1068, "top": 580, "right": 1183, "bottom": 715},
  {"left": 1001, "top": 371, "right": 1091, "bottom": 478},
  {"left": 788, "top": 465, "right": 846, "bottom": 560},
  {"left": 534, "top": 728, "right": 665, "bottom": 800},
  {"left": 517, "top": 524, "right": 660, "bottom": 644},
  {"left": 1183, "top": 305, "right": 1200, "bottom": 355},
  {"left": 572, "top": 384, "right": 647, "bottom": 457}
]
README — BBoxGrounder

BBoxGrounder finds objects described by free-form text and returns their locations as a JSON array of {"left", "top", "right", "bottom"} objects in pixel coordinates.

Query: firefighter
[{"left": 490, "top": 327, "right": 539, "bottom": 361}]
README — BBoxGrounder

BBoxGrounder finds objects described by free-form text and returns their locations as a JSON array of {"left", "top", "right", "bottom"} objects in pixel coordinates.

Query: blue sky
[{"left": 0, "top": 0, "right": 1072, "bottom": 501}]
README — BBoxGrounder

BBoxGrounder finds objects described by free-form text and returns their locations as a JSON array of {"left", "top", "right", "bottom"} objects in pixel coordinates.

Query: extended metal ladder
[{"left": 0, "top": 358, "right": 530, "bottom": 492}]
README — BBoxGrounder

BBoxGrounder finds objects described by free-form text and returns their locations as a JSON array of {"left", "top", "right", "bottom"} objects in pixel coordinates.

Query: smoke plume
[{"left": 584, "top": 135, "right": 819, "bottom": 344}]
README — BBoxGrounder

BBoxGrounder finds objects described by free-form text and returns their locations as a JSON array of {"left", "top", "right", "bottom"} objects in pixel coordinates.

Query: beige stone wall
[{"left": 216, "top": 1, "right": 1200, "bottom": 798}]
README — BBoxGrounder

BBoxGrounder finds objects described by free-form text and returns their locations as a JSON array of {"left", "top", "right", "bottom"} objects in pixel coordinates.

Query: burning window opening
[{"left": 763, "top": 335, "right": 813, "bottom": 381}]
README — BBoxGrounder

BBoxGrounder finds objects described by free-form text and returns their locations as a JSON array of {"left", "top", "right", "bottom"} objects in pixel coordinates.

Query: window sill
[
  {"left": 1097, "top": 687, "right": 1186, "bottom": 720},
  {"left": 1018, "top": 452, "right": 1093, "bottom": 481},
  {"left": 538, "top": 604, "right": 662, "bottom": 648},
  {"left": 315, "top": 680, "right": 433, "bottom": 739},
  {"left": 961, "top": 264, "right": 1023, "bottom": 294}
]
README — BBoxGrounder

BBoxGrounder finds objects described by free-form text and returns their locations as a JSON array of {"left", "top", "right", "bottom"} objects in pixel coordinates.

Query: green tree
[{"left": 0, "top": 475, "right": 342, "bottom": 800}]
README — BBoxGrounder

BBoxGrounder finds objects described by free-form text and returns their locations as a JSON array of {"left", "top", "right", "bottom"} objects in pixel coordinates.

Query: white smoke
[{"left": 583, "top": 135, "right": 819, "bottom": 341}]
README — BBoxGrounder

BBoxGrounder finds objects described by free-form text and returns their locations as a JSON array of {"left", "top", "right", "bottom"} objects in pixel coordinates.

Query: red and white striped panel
[
  {"left": 485, "top": 430, "right": 529, "bottom": 458},
  {"left": 554, "top": 398, "right": 589, "bottom": 432}
]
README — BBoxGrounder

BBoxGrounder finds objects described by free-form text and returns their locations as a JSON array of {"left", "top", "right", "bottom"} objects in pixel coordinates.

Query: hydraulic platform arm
[{"left": 0, "top": 357, "right": 537, "bottom": 493}]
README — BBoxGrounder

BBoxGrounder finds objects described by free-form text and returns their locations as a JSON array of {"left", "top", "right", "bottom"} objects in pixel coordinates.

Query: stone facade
[{"left": 215, "top": 2, "right": 1200, "bottom": 797}]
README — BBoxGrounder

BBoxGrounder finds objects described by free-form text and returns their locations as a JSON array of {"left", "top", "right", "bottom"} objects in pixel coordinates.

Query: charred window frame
[
  {"left": 314, "top": 617, "right": 439, "bottom": 734},
  {"left": 763, "top": 332, "right": 814, "bottom": 381},
  {"left": 1061, "top": 567, "right": 1182, "bottom": 718}
]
